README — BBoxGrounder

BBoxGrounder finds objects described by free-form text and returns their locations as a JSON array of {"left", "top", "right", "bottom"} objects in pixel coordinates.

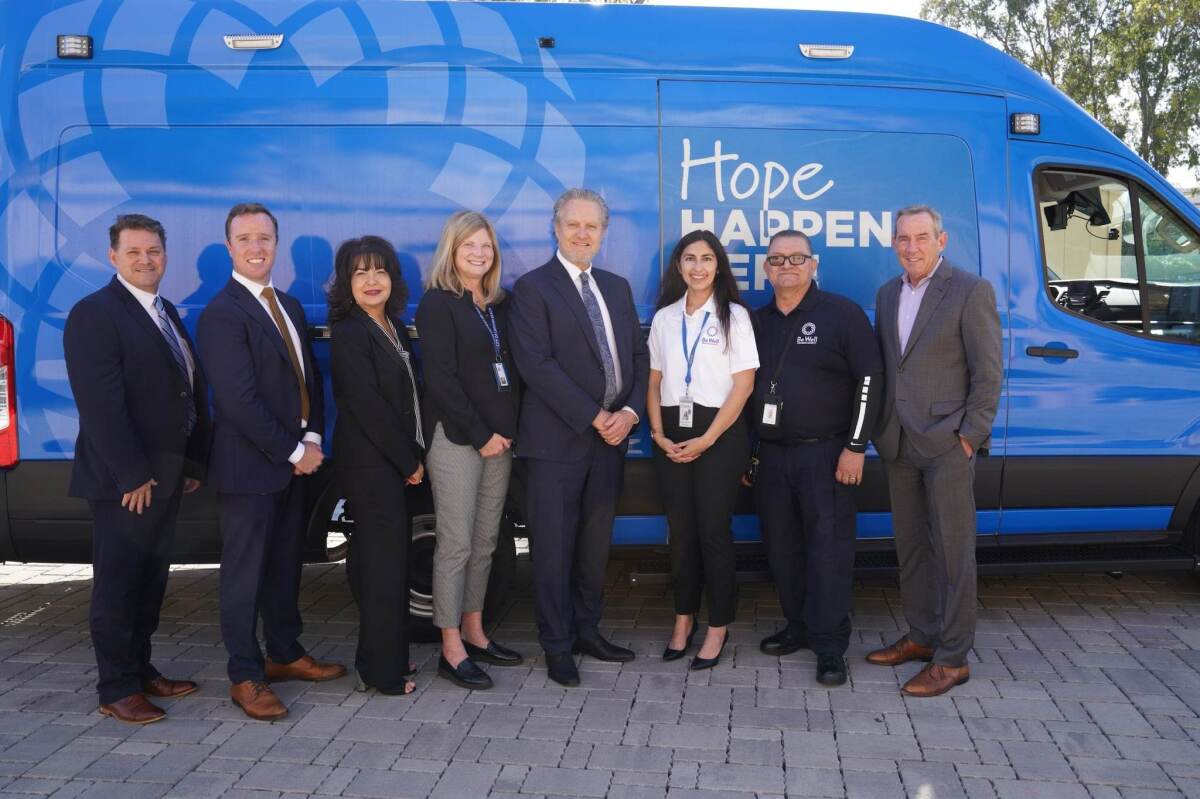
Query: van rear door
[{"left": 659, "top": 80, "right": 1007, "bottom": 539}]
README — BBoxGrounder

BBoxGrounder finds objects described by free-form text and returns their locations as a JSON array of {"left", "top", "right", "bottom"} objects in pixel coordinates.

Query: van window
[
  {"left": 1038, "top": 168, "right": 1200, "bottom": 342},
  {"left": 1138, "top": 192, "right": 1200, "bottom": 341}
]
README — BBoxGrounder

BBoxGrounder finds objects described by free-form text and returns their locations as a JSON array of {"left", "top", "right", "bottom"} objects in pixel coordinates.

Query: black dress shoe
[
  {"left": 437, "top": 656, "right": 493, "bottom": 690},
  {"left": 544, "top": 653, "right": 580, "bottom": 687},
  {"left": 816, "top": 653, "right": 848, "bottom": 687},
  {"left": 465, "top": 639, "right": 524, "bottom": 666},
  {"left": 662, "top": 615, "right": 698, "bottom": 662},
  {"left": 760, "top": 627, "right": 808, "bottom": 656},
  {"left": 689, "top": 637, "right": 727, "bottom": 671},
  {"left": 572, "top": 635, "right": 635, "bottom": 663}
]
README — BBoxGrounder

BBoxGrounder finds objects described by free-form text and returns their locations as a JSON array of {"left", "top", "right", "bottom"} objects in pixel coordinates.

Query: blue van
[{"left": 2, "top": 0, "right": 1198, "bottom": 630}]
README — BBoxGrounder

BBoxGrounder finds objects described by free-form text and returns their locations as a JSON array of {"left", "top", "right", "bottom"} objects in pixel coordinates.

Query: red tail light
[{"left": 0, "top": 316, "right": 19, "bottom": 468}]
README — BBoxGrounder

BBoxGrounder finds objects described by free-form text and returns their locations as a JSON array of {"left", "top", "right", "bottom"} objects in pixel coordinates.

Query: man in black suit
[
  {"left": 64, "top": 214, "right": 210, "bottom": 724},
  {"left": 197, "top": 203, "right": 344, "bottom": 721},
  {"left": 510, "top": 188, "right": 650, "bottom": 687}
]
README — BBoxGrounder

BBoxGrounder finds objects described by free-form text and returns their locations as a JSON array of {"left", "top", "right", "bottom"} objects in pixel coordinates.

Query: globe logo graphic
[{"left": 1, "top": 0, "right": 586, "bottom": 457}]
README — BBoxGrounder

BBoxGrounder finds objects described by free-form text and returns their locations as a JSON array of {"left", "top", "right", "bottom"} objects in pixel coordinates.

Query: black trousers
[
  {"left": 344, "top": 465, "right": 410, "bottom": 691},
  {"left": 755, "top": 438, "right": 857, "bottom": 656},
  {"left": 653, "top": 405, "right": 746, "bottom": 627},
  {"left": 525, "top": 439, "right": 623, "bottom": 654},
  {"left": 89, "top": 488, "right": 182, "bottom": 705},
  {"left": 218, "top": 482, "right": 307, "bottom": 683}
]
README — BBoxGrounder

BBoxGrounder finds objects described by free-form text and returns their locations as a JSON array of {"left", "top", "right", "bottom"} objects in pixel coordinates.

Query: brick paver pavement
[{"left": 0, "top": 557, "right": 1197, "bottom": 797}]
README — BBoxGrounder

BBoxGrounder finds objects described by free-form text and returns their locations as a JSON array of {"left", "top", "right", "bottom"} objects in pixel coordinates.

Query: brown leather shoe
[
  {"left": 142, "top": 676, "right": 198, "bottom": 698},
  {"left": 230, "top": 680, "right": 288, "bottom": 721},
  {"left": 265, "top": 654, "right": 346, "bottom": 683},
  {"left": 865, "top": 636, "right": 935, "bottom": 666},
  {"left": 902, "top": 663, "right": 970, "bottom": 697},
  {"left": 99, "top": 693, "right": 166, "bottom": 724}
]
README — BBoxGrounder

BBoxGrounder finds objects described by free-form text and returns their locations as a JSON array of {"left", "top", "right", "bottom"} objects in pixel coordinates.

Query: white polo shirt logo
[{"left": 702, "top": 324, "right": 721, "bottom": 346}]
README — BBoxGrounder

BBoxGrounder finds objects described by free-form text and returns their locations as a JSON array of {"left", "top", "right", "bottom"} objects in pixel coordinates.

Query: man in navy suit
[
  {"left": 510, "top": 188, "right": 650, "bottom": 687},
  {"left": 197, "top": 203, "right": 344, "bottom": 721},
  {"left": 64, "top": 214, "right": 210, "bottom": 724}
]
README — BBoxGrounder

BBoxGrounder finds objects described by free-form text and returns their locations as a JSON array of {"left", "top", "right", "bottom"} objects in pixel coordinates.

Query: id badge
[
  {"left": 761, "top": 395, "right": 781, "bottom": 427},
  {"left": 493, "top": 361, "right": 511, "bottom": 392},
  {"left": 678, "top": 396, "right": 694, "bottom": 428}
]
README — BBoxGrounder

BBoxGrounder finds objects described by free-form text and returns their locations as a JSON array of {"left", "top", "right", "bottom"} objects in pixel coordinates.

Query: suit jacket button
[{"left": 179, "top": 391, "right": 188, "bottom": 398}]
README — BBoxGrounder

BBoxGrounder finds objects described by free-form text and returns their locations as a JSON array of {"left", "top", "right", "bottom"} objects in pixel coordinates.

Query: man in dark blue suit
[
  {"left": 65, "top": 214, "right": 210, "bottom": 724},
  {"left": 510, "top": 188, "right": 650, "bottom": 687},
  {"left": 197, "top": 203, "right": 344, "bottom": 721}
]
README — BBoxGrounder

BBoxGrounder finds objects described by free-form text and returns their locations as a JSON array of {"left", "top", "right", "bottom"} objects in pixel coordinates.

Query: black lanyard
[{"left": 767, "top": 312, "right": 806, "bottom": 396}]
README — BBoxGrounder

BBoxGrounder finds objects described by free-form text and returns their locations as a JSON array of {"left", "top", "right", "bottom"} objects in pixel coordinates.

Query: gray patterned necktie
[
  {"left": 579, "top": 271, "right": 618, "bottom": 409},
  {"left": 153, "top": 297, "right": 196, "bottom": 435}
]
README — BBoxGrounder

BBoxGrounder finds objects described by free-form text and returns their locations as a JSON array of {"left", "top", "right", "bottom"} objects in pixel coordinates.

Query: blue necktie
[
  {"left": 154, "top": 297, "right": 197, "bottom": 435},
  {"left": 579, "top": 272, "right": 618, "bottom": 409}
]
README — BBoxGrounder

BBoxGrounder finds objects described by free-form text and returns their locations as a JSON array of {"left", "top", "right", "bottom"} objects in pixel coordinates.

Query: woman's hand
[
  {"left": 654, "top": 431, "right": 682, "bottom": 459},
  {"left": 478, "top": 434, "right": 511, "bottom": 458},
  {"left": 669, "top": 434, "right": 714, "bottom": 463},
  {"left": 406, "top": 463, "right": 425, "bottom": 485}
]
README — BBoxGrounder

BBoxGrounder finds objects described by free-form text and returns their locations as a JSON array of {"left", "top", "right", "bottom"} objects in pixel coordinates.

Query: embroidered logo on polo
[
  {"left": 797, "top": 321, "right": 819, "bottom": 345},
  {"left": 701, "top": 324, "right": 721, "bottom": 346}
]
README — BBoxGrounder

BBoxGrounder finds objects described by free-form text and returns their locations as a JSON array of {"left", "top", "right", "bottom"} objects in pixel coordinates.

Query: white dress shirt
[
  {"left": 557, "top": 251, "right": 638, "bottom": 422},
  {"left": 898, "top": 256, "right": 943, "bottom": 355},
  {"left": 649, "top": 295, "right": 758, "bottom": 408},
  {"left": 116, "top": 274, "right": 195, "bottom": 386},
  {"left": 230, "top": 270, "right": 321, "bottom": 463}
]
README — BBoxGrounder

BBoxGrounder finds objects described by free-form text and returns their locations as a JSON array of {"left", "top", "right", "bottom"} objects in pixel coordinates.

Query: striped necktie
[{"left": 153, "top": 296, "right": 197, "bottom": 435}]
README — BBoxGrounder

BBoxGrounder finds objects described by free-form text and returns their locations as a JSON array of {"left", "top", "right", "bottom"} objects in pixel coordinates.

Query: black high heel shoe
[
  {"left": 689, "top": 632, "right": 728, "bottom": 671},
  {"left": 662, "top": 615, "right": 698, "bottom": 662}
]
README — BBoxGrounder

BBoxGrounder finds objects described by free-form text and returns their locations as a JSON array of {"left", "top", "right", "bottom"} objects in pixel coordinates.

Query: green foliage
[{"left": 921, "top": 0, "right": 1200, "bottom": 178}]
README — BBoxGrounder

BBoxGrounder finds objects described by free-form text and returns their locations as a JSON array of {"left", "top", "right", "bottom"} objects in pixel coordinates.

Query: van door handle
[{"left": 1026, "top": 345, "right": 1078, "bottom": 359}]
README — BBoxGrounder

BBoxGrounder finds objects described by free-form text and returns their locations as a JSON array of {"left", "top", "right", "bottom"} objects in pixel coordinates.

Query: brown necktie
[{"left": 260, "top": 287, "right": 310, "bottom": 423}]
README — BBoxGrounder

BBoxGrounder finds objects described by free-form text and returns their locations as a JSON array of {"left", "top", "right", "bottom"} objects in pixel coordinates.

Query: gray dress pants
[
  {"left": 427, "top": 423, "right": 513, "bottom": 629},
  {"left": 884, "top": 430, "right": 978, "bottom": 667}
]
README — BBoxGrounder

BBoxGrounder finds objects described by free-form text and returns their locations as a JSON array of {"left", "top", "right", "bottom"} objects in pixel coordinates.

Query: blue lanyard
[
  {"left": 475, "top": 305, "right": 502, "bottom": 361},
  {"left": 680, "top": 310, "right": 710, "bottom": 394}
]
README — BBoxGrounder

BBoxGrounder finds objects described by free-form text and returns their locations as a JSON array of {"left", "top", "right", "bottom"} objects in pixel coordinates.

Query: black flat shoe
[
  {"left": 465, "top": 639, "right": 524, "bottom": 666},
  {"left": 355, "top": 668, "right": 416, "bottom": 695},
  {"left": 437, "top": 655, "right": 493, "bottom": 690},
  {"left": 689, "top": 636, "right": 728, "bottom": 671},
  {"left": 544, "top": 653, "right": 580, "bottom": 687},
  {"left": 816, "top": 653, "right": 848, "bottom": 687},
  {"left": 760, "top": 627, "right": 807, "bottom": 656},
  {"left": 572, "top": 635, "right": 635, "bottom": 663},
  {"left": 662, "top": 615, "right": 698, "bottom": 662}
]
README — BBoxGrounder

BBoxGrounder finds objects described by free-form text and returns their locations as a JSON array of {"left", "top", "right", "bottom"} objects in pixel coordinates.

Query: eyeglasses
[{"left": 765, "top": 253, "right": 815, "bottom": 267}]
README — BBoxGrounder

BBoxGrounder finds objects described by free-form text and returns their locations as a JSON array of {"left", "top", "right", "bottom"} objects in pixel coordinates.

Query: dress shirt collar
[
  {"left": 231, "top": 268, "right": 275, "bottom": 298},
  {"left": 672, "top": 292, "right": 717, "bottom": 319},
  {"left": 901, "top": 256, "right": 943, "bottom": 290},
  {"left": 557, "top": 249, "right": 593, "bottom": 284},
  {"left": 115, "top": 273, "right": 160, "bottom": 312}
]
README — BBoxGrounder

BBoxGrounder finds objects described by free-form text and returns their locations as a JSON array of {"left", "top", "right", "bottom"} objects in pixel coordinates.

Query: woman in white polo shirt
[{"left": 647, "top": 230, "right": 759, "bottom": 671}]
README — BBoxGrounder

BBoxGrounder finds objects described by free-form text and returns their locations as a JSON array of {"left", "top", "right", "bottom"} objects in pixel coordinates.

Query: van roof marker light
[
  {"left": 1011, "top": 112, "right": 1041, "bottom": 135},
  {"left": 799, "top": 44, "right": 854, "bottom": 60},
  {"left": 224, "top": 34, "right": 284, "bottom": 51},
  {"left": 57, "top": 35, "right": 93, "bottom": 59}
]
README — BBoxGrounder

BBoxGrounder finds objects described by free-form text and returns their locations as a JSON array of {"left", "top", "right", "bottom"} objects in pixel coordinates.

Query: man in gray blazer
[{"left": 866, "top": 205, "right": 1002, "bottom": 697}]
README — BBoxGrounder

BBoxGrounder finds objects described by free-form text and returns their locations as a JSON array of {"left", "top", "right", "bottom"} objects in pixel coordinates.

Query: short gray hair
[
  {"left": 894, "top": 205, "right": 943, "bottom": 235},
  {"left": 553, "top": 188, "right": 609, "bottom": 229},
  {"left": 767, "top": 229, "right": 813, "bottom": 251}
]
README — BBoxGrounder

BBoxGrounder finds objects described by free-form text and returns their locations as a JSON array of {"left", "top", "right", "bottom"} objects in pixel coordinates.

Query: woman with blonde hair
[{"left": 416, "top": 210, "right": 522, "bottom": 690}]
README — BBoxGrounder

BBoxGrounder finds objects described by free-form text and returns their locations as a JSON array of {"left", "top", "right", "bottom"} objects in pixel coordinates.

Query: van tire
[{"left": 308, "top": 480, "right": 519, "bottom": 641}]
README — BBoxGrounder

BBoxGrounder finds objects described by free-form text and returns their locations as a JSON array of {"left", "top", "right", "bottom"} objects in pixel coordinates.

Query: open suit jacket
[
  {"left": 66, "top": 276, "right": 209, "bottom": 499},
  {"left": 873, "top": 259, "right": 1003, "bottom": 461},
  {"left": 509, "top": 255, "right": 649, "bottom": 463},
  {"left": 196, "top": 277, "right": 325, "bottom": 494}
]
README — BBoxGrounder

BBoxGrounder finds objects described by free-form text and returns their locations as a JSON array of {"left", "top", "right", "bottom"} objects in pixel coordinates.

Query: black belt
[{"left": 763, "top": 433, "right": 839, "bottom": 446}]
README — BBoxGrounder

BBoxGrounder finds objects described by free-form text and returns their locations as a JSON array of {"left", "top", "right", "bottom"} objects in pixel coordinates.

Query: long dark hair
[
  {"left": 656, "top": 230, "right": 744, "bottom": 346},
  {"left": 326, "top": 235, "right": 409, "bottom": 323}
]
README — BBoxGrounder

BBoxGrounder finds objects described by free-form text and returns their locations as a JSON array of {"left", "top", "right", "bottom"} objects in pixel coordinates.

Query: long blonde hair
[{"left": 425, "top": 210, "right": 504, "bottom": 305}]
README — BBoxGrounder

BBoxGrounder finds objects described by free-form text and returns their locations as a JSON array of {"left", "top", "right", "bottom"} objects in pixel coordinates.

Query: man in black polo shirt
[{"left": 751, "top": 229, "right": 882, "bottom": 686}]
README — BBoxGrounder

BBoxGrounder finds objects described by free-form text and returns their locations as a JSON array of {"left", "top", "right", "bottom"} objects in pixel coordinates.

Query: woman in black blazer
[
  {"left": 328, "top": 236, "right": 424, "bottom": 696},
  {"left": 416, "top": 211, "right": 522, "bottom": 690}
]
